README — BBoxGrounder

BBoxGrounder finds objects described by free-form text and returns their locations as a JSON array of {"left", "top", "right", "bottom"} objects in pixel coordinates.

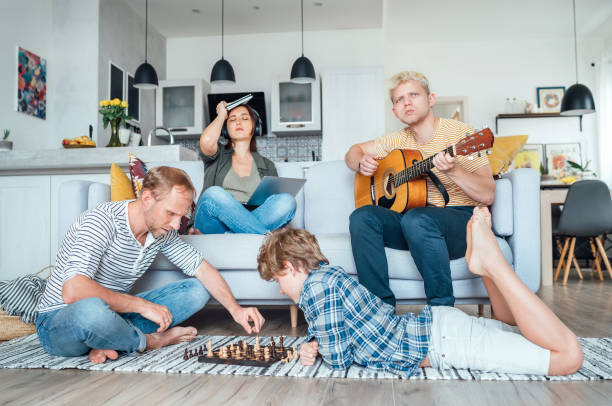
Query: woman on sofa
[{"left": 190, "top": 101, "right": 296, "bottom": 234}]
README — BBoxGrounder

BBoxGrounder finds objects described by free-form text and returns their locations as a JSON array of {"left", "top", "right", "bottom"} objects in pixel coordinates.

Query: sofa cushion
[
  {"left": 491, "top": 178, "right": 513, "bottom": 237},
  {"left": 274, "top": 162, "right": 305, "bottom": 229},
  {"left": 315, "top": 233, "right": 513, "bottom": 281},
  {"left": 305, "top": 161, "right": 355, "bottom": 234},
  {"left": 149, "top": 232, "right": 513, "bottom": 283}
]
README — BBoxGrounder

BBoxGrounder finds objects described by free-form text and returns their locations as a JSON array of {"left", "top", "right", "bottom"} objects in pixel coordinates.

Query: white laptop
[{"left": 246, "top": 176, "right": 306, "bottom": 206}]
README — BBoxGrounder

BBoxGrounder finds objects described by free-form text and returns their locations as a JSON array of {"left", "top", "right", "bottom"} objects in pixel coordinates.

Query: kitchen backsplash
[{"left": 178, "top": 135, "right": 322, "bottom": 163}]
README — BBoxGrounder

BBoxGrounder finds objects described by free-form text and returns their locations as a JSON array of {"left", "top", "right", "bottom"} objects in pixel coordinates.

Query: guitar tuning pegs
[
  {"left": 477, "top": 151, "right": 482, "bottom": 157},
  {"left": 486, "top": 149, "right": 492, "bottom": 155},
  {"left": 468, "top": 155, "right": 474, "bottom": 161}
]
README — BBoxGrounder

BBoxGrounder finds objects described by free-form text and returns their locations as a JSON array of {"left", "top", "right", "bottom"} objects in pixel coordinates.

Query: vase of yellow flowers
[{"left": 99, "top": 99, "right": 132, "bottom": 147}]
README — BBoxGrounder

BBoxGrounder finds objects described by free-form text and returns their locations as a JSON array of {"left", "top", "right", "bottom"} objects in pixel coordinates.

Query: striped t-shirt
[
  {"left": 36, "top": 201, "right": 205, "bottom": 314},
  {"left": 374, "top": 118, "right": 490, "bottom": 207}
]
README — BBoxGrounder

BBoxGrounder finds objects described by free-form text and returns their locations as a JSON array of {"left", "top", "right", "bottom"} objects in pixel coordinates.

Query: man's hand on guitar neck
[
  {"left": 432, "top": 148, "right": 459, "bottom": 175},
  {"left": 358, "top": 154, "right": 379, "bottom": 176}
]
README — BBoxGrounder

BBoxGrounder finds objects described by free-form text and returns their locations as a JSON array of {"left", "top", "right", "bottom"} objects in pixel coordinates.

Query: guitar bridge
[{"left": 370, "top": 184, "right": 376, "bottom": 203}]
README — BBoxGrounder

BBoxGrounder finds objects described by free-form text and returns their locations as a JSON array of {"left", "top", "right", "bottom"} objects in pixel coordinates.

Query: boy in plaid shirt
[{"left": 257, "top": 208, "right": 583, "bottom": 377}]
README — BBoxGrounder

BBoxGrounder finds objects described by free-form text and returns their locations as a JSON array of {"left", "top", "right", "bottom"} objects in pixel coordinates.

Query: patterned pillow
[{"left": 129, "top": 153, "right": 195, "bottom": 235}]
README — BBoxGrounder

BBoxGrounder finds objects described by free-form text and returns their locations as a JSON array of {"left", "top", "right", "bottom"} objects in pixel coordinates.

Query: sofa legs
[{"left": 290, "top": 305, "right": 298, "bottom": 328}]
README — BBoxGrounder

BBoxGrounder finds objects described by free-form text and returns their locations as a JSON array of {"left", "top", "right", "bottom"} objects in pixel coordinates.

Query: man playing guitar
[{"left": 345, "top": 71, "right": 495, "bottom": 308}]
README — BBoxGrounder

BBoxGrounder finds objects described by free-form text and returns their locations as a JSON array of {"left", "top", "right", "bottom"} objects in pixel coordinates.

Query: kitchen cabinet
[
  {"left": 156, "top": 79, "right": 211, "bottom": 137},
  {"left": 270, "top": 76, "right": 321, "bottom": 135}
]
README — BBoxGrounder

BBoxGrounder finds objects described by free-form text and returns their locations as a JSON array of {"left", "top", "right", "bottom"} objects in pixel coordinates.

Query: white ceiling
[
  {"left": 123, "top": 0, "right": 383, "bottom": 38},
  {"left": 123, "top": 0, "right": 612, "bottom": 41}
]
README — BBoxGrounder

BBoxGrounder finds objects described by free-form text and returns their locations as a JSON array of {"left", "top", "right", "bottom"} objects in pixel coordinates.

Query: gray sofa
[{"left": 58, "top": 160, "right": 541, "bottom": 327}]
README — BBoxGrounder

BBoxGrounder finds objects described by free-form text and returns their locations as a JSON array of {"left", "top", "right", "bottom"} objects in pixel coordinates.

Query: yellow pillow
[
  {"left": 487, "top": 135, "right": 528, "bottom": 175},
  {"left": 110, "top": 163, "right": 136, "bottom": 201}
]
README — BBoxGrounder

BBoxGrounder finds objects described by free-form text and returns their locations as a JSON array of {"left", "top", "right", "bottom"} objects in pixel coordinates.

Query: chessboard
[{"left": 181, "top": 336, "right": 300, "bottom": 368}]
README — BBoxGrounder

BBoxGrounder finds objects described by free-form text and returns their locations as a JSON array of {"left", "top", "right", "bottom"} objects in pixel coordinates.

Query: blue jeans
[
  {"left": 35, "top": 278, "right": 209, "bottom": 356},
  {"left": 349, "top": 205, "right": 474, "bottom": 307},
  {"left": 193, "top": 186, "right": 297, "bottom": 234}
]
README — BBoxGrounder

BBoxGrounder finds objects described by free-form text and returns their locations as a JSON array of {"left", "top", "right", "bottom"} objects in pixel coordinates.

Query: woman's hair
[
  {"left": 257, "top": 228, "right": 329, "bottom": 281},
  {"left": 388, "top": 71, "right": 431, "bottom": 100},
  {"left": 224, "top": 104, "right": 259, "bottom": 152},
  {"left": 141, "top": 166, "right": 195, "bottom": 199}
]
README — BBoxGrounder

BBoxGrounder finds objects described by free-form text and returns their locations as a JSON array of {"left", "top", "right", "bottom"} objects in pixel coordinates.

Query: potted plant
[
  {"left": 98, "top": 99, "right": 132, "bottom": 147},
  {"left": 0, "top": 129, "right": 12, "bottom": 151},
  {"left": 567, "top": 159, "right": 596, "bottom": 179}
]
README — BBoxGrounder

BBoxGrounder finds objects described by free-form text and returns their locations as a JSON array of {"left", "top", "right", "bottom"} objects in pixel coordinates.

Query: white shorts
[{"left": 428, "top": 306, "right": 550, "bottom": 375}]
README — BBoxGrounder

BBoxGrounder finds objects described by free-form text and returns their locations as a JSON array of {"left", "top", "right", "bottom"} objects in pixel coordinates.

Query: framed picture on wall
[
  {"left": 546, "top": 143, "right": 581, "bottom": 179},
  {"left": 536, "top": 86, "right": 565, "bottom": 113},
  {"left": 512, "top": 144, "right": 545, "bottom": 173},
  {"left": 17, "top": 46, "right": 47, "bottom": 119}
]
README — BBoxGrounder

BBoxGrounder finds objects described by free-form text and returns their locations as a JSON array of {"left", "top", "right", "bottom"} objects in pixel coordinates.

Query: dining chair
[{"left": 553, "top": 180, "right": 612, "bottom": 284}]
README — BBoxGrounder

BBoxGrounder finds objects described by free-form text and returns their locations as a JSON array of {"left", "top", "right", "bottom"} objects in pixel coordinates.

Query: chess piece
[
  {"left": 279, "top": 337, "right": 284, "bottom": 349},
  {"left": 183, "top": 349, "right": 189, "bottom": 361},
  {"left": 189, "top": 350, "right": 193, "bottom": 358},
  {"left": 264, "top": 347, "right": 270, "bottom": 361},
  {"left": 198, "top": 346, "right": 203, "bottom": 356},
  {"left": 207, "top": 344, "right": 214, "bottom": 358}
]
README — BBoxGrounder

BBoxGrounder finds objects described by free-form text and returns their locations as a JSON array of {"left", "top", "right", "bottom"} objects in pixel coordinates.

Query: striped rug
[{"left": 0, "top": 335, "right": 610, "bottom": 381}]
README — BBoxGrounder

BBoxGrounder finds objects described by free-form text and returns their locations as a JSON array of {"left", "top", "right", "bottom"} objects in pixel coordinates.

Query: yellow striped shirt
[{"left": 374, "top": 118, "right": 490, "bottom": 207}]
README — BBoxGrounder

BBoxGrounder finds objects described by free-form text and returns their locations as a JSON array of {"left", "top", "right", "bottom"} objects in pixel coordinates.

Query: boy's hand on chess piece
[
  {"left": 299, "top": 339, "right": 319, "bottom": 366},
  {"left": 231, "top": 306, "right": 265, "bottom": 334},
  {"left": 187, "top": 227, "right": 202, "bottom": 235},
  {"left": 139, "top": 300, "right": 173, "bottom": 332}
]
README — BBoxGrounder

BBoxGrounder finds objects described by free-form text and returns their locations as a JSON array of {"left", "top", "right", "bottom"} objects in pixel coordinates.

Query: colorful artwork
[
  {"left": 17, "top": 47, "right": 46, "bottom": 119},
  {"left": 513, "top": 144, "right": 545, "bottom": 173},
  {"left": 536, "top": 87, "right": 565, "bottom": 113},
  {"left": 545, "top": 143, "right": 581, "bottom": 179}
]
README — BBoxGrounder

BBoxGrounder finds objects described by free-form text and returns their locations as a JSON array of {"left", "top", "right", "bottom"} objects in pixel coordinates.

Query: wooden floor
[{"left": 1, "top": 274, "right": 611, "bottom": 406}]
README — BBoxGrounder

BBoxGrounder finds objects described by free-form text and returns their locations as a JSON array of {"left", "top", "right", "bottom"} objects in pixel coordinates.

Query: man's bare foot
[
  {"left": 89, "top": 349, "right": 119, "bottom": 364},
  {"left": 145, "top": 326, "right": 197, "bottom": 351},
  {"left": 466, "top": 207, "right": 504, "bottom": 277}
]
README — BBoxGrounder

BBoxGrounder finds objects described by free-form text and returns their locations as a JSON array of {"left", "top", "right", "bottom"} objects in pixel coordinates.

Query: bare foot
[
  {"left": 89, "top": 349, "right": 119, "bottom": 364},
  {"left": 145, "top": 326, "right": 197, "bottom": 351},
  {"left": 466, "top": 207, "right": 504, "bottom": 277}
]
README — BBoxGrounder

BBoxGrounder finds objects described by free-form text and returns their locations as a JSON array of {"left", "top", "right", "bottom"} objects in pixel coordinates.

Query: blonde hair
[
  {"left": 141, "top": 166, "right": 195, "bottom": 199},
  {"left": 389, "top": 71, "right": 431, "bottom": 100},
  {"left": 257, "top": 228, "right": 329, "bottom": 281}
]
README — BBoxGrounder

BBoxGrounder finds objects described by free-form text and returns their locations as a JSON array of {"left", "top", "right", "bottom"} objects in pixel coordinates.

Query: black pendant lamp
[
  {"left": 134, "top": 0, "right": 159, "bottom": 89},
  {"left": 560, "top": 0, "right": 595, "bottom": 116},
  {"left": 290, "top": 0, "right": 315, "bottom": 83},
  {"left": 210, "top": 0, "right": 235, "bottom": 85}
]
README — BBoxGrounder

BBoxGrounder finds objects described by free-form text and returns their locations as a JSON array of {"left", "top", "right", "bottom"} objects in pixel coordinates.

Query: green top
[
  {"left": 222, "top": 162, "right": 261, "bottom": 203},
  {"left": 199, "top": 142, "right": 277, "bottom": 200}
]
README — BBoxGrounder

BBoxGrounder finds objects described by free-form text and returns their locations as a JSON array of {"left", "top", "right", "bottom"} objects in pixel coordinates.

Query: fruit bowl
[{"left": 63, "top": 144, "right": 96, "bottom": 149}]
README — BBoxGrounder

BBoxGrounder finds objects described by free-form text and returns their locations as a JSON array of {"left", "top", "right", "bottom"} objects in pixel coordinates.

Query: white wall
[
  {"left": 98, "top": 0, "right": 166, "bottom": 146},
  {"left": 0, "top": 0, "right": 53, "bottom": 150},
  {"left": 166, "top": 28, "right": 384, "bottom": 135}
]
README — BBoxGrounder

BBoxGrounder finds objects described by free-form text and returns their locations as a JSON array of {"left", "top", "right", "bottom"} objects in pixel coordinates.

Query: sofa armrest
[
  {"left": 58, "top": 180, "right": 95, "bottom": 244},
  {"left": 502, "top": 168, "right": 541, "bottom": 292}
]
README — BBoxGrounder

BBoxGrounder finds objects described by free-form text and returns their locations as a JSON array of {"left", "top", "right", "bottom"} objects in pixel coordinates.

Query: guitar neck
[{"left": 393, "top": 145, "right": 454, "bottom": 187}]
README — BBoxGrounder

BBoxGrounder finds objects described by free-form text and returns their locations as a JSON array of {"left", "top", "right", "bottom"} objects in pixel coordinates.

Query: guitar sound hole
[{"left": 385, "top": 177, "right": 393, "bottom": 195}]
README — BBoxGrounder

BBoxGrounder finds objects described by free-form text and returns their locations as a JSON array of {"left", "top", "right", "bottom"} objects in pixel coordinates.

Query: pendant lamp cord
[
  {"left": 572, "top": 0, "right": 578, "bottom": 83},
  {"left": 222, "top": 0, "right": 225, "bottom": 59},
  {"left": 145, "top": 0, "right": 148, "bottom": 62},
  {"left": 301, "top": 0, "right": 304, "bottom": 57}
]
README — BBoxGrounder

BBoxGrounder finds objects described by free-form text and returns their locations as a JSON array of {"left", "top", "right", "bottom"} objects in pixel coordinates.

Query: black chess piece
[
  {"left": 198, "top": 347, "right": 203, "bottom": 356},
  {"left": 189, "top": 350, "right": 193, "bottom": 358},
  {"left": 183, "top": 349, "right": 189, "bottom": 361}
]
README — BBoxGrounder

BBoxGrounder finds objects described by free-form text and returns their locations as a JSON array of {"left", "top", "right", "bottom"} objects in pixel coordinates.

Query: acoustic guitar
[{"left": 354, "top": 128, "right": 494, "bottom": 213}]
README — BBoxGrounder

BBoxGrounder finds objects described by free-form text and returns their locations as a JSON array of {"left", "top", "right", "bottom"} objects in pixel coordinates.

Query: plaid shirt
[{"left": 297, "top": 265, "right": 432, "bottom": 378}]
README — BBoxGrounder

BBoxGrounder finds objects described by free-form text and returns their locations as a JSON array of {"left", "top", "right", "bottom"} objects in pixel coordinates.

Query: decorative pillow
[
  {"left": 110, "top": 163, "right": 136, "bottom": 201},
  {"left": 128, "top": 153, "right": 195, "bottom": 235},
  {"left": 129, "top": 153, "right": 148, "bottom": 197},
  {"left": 487, "top": 135, "right": 528, "bottom": 176}
]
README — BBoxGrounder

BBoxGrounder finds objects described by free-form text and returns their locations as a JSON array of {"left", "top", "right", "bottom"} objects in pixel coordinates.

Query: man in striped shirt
[
  {"left": 256, "top": 214, "right": 582, "bottom": 377},
  {"left": 345, "top": 71, "right": 496, "bottom": 308},
  {"left": 35, "top": 166, "right": 265, "bottom": 364}
]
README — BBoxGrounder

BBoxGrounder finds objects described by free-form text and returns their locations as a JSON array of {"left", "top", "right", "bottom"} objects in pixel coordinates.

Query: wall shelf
[{"left": 495, "top": 113, "right": 583, "bottom": 133}]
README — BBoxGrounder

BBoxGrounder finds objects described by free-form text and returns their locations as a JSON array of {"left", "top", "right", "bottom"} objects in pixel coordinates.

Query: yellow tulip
[
  {"left": 99, "top": 101, "right": 105, "bottom": 107},
  {"left": 111, "top": 98, "right": 121, "bottom": 106},
  {"left": 102, "top": 100, "right": 110, "bottom": 107},
  {"left": 121, "top": 101, "right": 128, "bottom": 108}
]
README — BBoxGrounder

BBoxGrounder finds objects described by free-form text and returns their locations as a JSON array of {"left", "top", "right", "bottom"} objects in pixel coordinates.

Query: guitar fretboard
[{"left": 392, "top": 146, "right": 454, "bottom": 187}]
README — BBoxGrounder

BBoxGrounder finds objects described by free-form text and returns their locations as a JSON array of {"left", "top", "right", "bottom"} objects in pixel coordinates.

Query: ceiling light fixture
[
  {"left": 560, "top": 0, "right": 595, "bottom": 116},
  {"left": 210, "top": 0, "right": 236, "bottom": 85},
  {"left": 134, "top": 0, "right": 159, "bottom": 89},
  {"left": 290, "top": 0, "right": 316, "bottom": 83}
]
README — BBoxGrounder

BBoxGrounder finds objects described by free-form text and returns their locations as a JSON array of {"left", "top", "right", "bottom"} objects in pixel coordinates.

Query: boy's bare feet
[
  {"left": 145, "top": 326, "right": 197, "bottom": 351},
  {"left": 466, "top": 207, "right": 505, "bottom": 277},
  {"left": 89, "top": 349, "right": 118, "bottom": 364}
]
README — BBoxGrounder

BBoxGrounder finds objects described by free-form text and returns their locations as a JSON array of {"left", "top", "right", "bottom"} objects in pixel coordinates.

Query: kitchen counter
[{"left": 0, "top": 145, "right": 199, "bottom": 175}]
